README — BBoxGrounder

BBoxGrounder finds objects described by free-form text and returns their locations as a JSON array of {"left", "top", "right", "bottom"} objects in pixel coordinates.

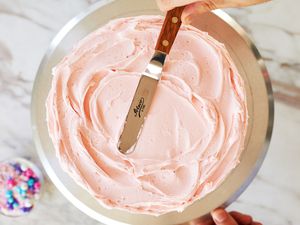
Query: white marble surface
[{"left": 0, "top": 0, "right": 299, "bottom": 224}]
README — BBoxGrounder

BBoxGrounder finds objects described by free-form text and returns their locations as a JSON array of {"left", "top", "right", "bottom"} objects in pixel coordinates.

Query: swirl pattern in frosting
[{"left": 46, "top": 16, "right": 248, "bottom": 215}]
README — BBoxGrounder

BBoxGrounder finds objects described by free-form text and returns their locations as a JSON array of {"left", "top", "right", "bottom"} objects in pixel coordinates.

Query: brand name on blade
[{"left": 134, "top": 97, "right": 145, "bottom": 118}]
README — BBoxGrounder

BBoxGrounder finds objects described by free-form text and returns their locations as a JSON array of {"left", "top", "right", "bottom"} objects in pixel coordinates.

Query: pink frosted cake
[{"left": 46, "top": 16, "right": 248, "bottom": 215}]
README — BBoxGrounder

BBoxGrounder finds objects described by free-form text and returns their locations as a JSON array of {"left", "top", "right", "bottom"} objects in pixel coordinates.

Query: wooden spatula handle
[{"left": 155, "top": 6, "right": 185, "bottom": 54}]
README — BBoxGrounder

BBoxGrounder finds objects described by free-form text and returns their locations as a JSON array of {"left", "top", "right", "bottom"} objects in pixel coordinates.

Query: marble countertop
[{"left": 0, "top": 0, "right": 299, "bottom": 224}]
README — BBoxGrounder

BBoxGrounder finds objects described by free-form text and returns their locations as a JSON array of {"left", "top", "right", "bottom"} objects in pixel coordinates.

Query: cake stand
[{"left": 31, "top": 0, "right": 274, "bottom": 224}]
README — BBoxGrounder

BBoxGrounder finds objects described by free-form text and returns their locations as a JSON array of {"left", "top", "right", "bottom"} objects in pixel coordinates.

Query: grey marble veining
[
  {"left": 226, "top": 0, "right": 300, "bottom": 110},
  {"left": 0, "top": 0, "right": 299, "bottom": 224},
  {"left": 227, "top": 1, "right": 299, "bottom": 58}
]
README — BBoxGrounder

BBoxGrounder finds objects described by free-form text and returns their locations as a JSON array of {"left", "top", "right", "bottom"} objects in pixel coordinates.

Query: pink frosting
[{"left": 46, "top": 16, "right": 248, "bottom": 215}]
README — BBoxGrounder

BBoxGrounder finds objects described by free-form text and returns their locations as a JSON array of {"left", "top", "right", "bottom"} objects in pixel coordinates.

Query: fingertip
[
  {"left": 243, "top": 215, "right": 253, "bottom": 224},
  {"left": 211, "top": 208, "right": 228, "bottom": 223},
  {"left": 196, "top": 216, "right": 215, "bottom": 225},
  {"left": 253, "top": 222, "right": 263, "bottom": 225},
  {"left": 181, "top": 5, "right": 194, "bottom": 24},
  {"left": 230, "top": 211, "right": 253, "bottom": 224},
  {"left": 182, "top": 15, "right": 191, "bottom": 25},
  {"left": 181, "top": 2, "right": 213, "bottom": 24}
]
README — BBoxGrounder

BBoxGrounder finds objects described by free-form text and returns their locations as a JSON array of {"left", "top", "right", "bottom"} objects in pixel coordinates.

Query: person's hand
[
  {"left": 211, "top": 208, "right": 262, "bottom": 225},
  {"left": 195, "top": 208, "right": 262, "bottom": 225},
  {"left": 156, "top": 0, "right": 271, "bottom": 23}
]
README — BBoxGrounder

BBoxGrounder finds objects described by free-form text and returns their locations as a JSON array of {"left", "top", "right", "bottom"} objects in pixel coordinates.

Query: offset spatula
[{"left": 118, "top": 7, "right": 185, "bottom": 154}]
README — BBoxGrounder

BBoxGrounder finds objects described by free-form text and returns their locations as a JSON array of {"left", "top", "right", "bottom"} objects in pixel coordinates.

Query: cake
[{"left": 46, "top": 16, "right": 248, "bottom": 215}]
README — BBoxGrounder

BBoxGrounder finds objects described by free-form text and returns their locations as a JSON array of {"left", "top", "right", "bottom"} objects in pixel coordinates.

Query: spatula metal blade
[{"left": 118, "top": 75, "right": 159, "bottom": 153}]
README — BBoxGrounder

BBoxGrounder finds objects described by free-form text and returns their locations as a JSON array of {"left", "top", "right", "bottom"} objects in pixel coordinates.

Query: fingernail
[
  {"left": 182, "top": 16, "right": 191, "bottom": 25},
  {"left": 213, "top": 209, "right": 228, "bottom": 223}
]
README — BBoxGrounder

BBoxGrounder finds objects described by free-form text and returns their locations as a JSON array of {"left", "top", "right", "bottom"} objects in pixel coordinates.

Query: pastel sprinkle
[
  {"left": 13, "top": 164, "right": 23, "bottom": 174},
  {"left": 24, "top": 169, "right": 34, "bottom": 178},
  {"left": 34, "top": 182, "right": 41, "bottom": 190},
  {"left": 7, "top": 179, "right": 16, "bottom": 188},
  {"left": 20, "top": 164, "right": 27, "bottom": 171},
  {"left": 27, "top": 178, "right": 35, "bottom": 187},
  {"left": 21, "top": 206, "right": 33, "bottom": 213},
  {"left": 5, "top": 190, "right": 13, "bottom": 198},
  {"left": 20, "top": 189, "right": 26, "bottom": 196},
  {"left": 13, "top": 202, "right": 19, "bottom": 208},
  {"left": 24, "top": 199, "right": 33, "bottom": 208},
  {"left": 21, "top": 175, "right": 29, "bottom": 181},
  {"left": 21, "top": 183, "right": 28, "bottom": 190},
  {"left": 7, "top": 204, "right": 13, "bottom": 210},
  {"left": 16, "top": 186, "right": 22, "bottom": 194},
  {"left": 7, "top": 197, "right": 14, "bottom": 204},
  {"left": 13, "top": 163, "right": 21, "bottom": 170},
  {"left": 0, "top": 159, "right": 42, "bottom": 216}
]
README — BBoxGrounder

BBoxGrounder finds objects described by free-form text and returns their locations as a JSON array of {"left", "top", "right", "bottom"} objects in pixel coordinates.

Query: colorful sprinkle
[
  {"left": 13, "top": 202, "right": 19, "bottom": 208},
  {"left": 0, "top": 159, "right": 43, "bottom": 216},
  {"left": 5, "top": 190, "right": 13, "bottom": 198},
  {"left": 7, "top": 197, "right": 14, "bottom": 204},
  {"left": 27, "top": 178, "right": 35, "bottom": 187},
  {"left": 24, "top": 199, "right": 33, "bottom": 208},
  {"left": 21, "top": 183, "right": 28, "bottom": 191},
  {"left": 24, "top": 169, "right": 34, "bottom": 178},
  {"left": 7, "top": 178, "right": 16, "bottom": 188},
  {"left": 13, "top": 163, "right": 23, "bottom": 175},
  {"left": 15, "top": 186, "right": 22, "bottom": 194},
  {"left": 18, "top": 188, "right": 26, "bottom": 196},
  {"left": 20, "top": 164, "right": 27, "bottom": 172},
  {"left": 21, "top": 175, "right": 30, "bottom": 181},
  {"left": 21, "top": 206, "right": 33, "bottom": 213},
  {"left": 34, "top": 182, "right": 41, "bottom": 190},
  {"left": 6, "top": 204, "right": 13, "bottom": 210}
]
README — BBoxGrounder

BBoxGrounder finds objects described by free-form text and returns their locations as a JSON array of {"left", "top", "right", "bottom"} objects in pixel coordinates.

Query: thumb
[
  {"left": 182, "top": 2, "right": 215, "bottom": 24},
  {"left": 211, "top": 208, "right": 238, "bottom": 225}
]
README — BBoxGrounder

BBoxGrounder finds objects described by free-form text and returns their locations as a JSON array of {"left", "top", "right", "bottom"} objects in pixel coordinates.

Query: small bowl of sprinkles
[{"left": 0, "top": 158, "right": 43, "bottom": 217}]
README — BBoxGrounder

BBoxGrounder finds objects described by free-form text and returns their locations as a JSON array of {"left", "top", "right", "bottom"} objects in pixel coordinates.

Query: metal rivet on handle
[
  {"left": 162, "top": 40, "right": 169, "bottom": 47},
  {"left": 172, "top": 17, "right": 179, "bottom": 24}
]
